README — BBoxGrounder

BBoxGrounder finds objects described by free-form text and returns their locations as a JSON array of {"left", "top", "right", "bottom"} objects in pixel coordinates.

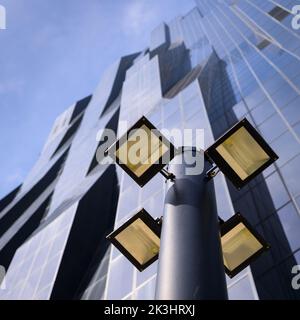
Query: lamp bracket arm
[
  {"left": 206, "top": 165, "right": 220, "bottom": 180},
  {"left": 155, "top": 216, "right": 163, "bottom": 226},
  {"left": 160, "top": 168, "right": 176, "bottom": 182}
]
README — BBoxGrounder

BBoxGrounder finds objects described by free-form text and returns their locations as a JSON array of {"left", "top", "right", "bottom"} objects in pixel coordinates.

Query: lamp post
[
  {"left": 155, "top": 147, "right": 228, "bottom": 300},
  {"left": 106, "top": 116, "right": 278, "bottom": 300}
]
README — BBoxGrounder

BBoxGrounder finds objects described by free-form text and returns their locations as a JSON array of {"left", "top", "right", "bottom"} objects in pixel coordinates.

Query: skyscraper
[{"left": 1, "top": 0, "right": 300, "bottom": 300}]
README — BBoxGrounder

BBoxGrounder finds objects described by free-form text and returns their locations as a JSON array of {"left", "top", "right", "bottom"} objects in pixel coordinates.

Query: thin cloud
[
  {"left": 0, "top": 0, "right": 196, "bottom": 200},
  {"left": 122, "top": 0, "right": 159, "bottom": 36}
]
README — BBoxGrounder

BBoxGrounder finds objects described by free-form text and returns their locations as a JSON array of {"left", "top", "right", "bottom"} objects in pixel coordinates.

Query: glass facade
[{"left": 0, "top": 0, "right": 300, "bottom": 300}]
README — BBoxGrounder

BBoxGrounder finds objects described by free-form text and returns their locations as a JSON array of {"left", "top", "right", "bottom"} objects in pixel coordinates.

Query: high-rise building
[{"left": 0, "top": 0, "right": 300, "bottom": 300}]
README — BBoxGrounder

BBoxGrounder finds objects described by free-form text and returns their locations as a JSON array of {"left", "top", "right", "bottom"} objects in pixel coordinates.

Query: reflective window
[
  {"left": 106, "top": 255, "right": 134, "bottom": 299},
  {"left": 265, "top": 172, "right": 290, "bottom": 210},
  {"left": 146, "top": 105, "right": 162, "bottom": 128},
  {"left": 263, "top": 76, "right": 287, "bottom": 95},
  {"left": 244, "top": 89, "right": 267, "bottom": 110},
  {"left": 296, "top": 195, "right": 300, "bottom": 210},
  {"left": 295, "top": 250, "right": 300, "bottom": 265},
  {"left": 277, "top": 203, "right": 300, "bottom": 252},
  {"left": 185, "top": 111, "right": 202, "bottom": 131},
  {"left": 117, "top": 186, "right": 140, "bottom": 220},
  {"left": 143, "top": 191, "right": 164, "bottom": 220},
  {"left": 48, "top": 231, "right": 67, "bottom": 260},
  {"left": 111, "top": 245, "right": 122, "bottom": 261},
  {"left": 164, "top": 111, "right": 182, "bottom": 131},
  {"left": 36, "top": 256, "right": 59, "bottom": 292},
  {"left": 258, "top": 113, "right": 287, "bottom": 143},
  {"left": 280, "top": 154, "right": 300, "bottom": 197},
  {"left": 20, "top": 268, "right": 41, "bottom": 298},
  {"left": 81, "top": 276, "right": 107, "bottom": 300},
  {"left": 251, "top": 100, "right": 275, "bottom": 126},
  {"left": 163, "top": 97, "right": 180, "bottom": 119},
  {"left": 228, "top": 275, "right": 257, "bottom": 300},
  {"left": 35, "top": 285, "right": 51, "bottom": 300},
  {"left": 136, "top": 261, "right": 158, "bottom": 287},
  {"left": 293, "top": 123, "right": 300, "bottom": 138},
  {"left": 271, "top": 83, "right": 299, "bottom": 110},
  {"left": 233, "top": 101, "right": 248, "bottom": 119},
  {"left": 225, "top": 267, "right": 249, "bottom": 287},
  {"left": 121, "top": 171, "right": 135, "bottom": 192},
  {"left": 271, "top": 131, "right": 300, "bottom": 168},
  {"left": 292, "top": 73, "right": 300, "bottom": 90},
  {"left": 31, "top": 245, "right": 50, "bottom": 271},
  {"left": 1, "top": 203, "right": 76, "bottom": 299},
  {"left": 141, "top": 174, "right": 164, "bottom": 204},
  {"left": 281, "top": 96, "right": 300, "bottom": 126},
  {"left": 183, "top": 97, "right": 202, "bottom": 121},
  {"left": 262, "top": 163, "right": 276, "bottom": 178},
  {"left": 135, "top": 276, "right": 156, "bottom": 300}
]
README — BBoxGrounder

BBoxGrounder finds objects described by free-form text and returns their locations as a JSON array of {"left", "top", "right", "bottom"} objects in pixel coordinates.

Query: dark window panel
[
  {"left": 0, "top": 185, "right": 21, "bottom": 213},
  {"left": 87, "top": 108, "right": 120, "bottom": 174},
  {"left": 100, "top": 53, "right": 139, "bottom": 117},
  {"left": 0, "top": 148, "right": 69, "bottom": 237},
  {"left": 0, "top": 193, "right": 53, "bottom": 270},
  {"left": 50, "top": 165, "right": 119, "bottom": 300},
  {"left": 268, "top": 6, "right": 290, "bottom": 22},
  {"left": 277, "top": 202, "right": 300, "bottom": 252},
  {"left": 52, "top": 114, "right": 84, "bottom": 158},
  {"left": 164, "top": 64, "right": 202, "bottom": 99},
  {"left": 159, "top": 42, "right": 191, "bottom": 96},
  {"left": 69, "top": 95, "right": 92, "bottom": 124},
  {"left": 280, "top": 154, "right": 300, "bottom": 197},
  {"left": 257, "top": 39, "right": 271, "bottom": 51}
]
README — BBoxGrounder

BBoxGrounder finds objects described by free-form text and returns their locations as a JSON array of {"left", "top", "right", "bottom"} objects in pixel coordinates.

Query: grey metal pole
[{"left": 155, "top": 147, "right": 228, "bottom": 300}]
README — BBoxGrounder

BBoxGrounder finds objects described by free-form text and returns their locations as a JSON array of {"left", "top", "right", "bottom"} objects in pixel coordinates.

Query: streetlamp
[
  {"left": 106, "top": 116, "right": 176, "bottom": 187},
  {"left": 106, "top": 116, "right": 278, "bottom": 300},
  {"left": 106, "top": 209, "right": 162, "bottom": 272},
  {"left": 219, "top": 213, "right": 270, "bottom": 278},
  {"left": 205, "top": 118, "right": 278, "bottom": 189}
]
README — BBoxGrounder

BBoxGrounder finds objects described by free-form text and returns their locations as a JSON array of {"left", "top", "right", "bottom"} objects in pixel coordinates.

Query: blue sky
[{"left": 0, "top": 0, "right": 195, "bottom": 199}]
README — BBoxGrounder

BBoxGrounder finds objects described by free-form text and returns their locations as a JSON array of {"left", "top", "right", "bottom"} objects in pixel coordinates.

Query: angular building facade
[{"left": 1, "top": 0, "right": 300, "bottom": 300}]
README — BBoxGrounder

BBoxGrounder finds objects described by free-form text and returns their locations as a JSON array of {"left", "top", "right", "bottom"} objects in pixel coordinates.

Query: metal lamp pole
[{"left": 155, "top": 147, "right": 228, "bottom": 300}]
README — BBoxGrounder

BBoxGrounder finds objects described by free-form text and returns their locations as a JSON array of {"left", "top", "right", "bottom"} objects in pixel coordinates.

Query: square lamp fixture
[
  {"left": 220, "top": 213, "right": 270, "bottom": 278},
  {"left": 205, "top": 118, "right": 278, "bottom": 189},
  {"left": 106, "top": 116, "right": 176, "bottom": 187},
  {"left": 106, "top": 209, "right": 162, "bottom": 272}
]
